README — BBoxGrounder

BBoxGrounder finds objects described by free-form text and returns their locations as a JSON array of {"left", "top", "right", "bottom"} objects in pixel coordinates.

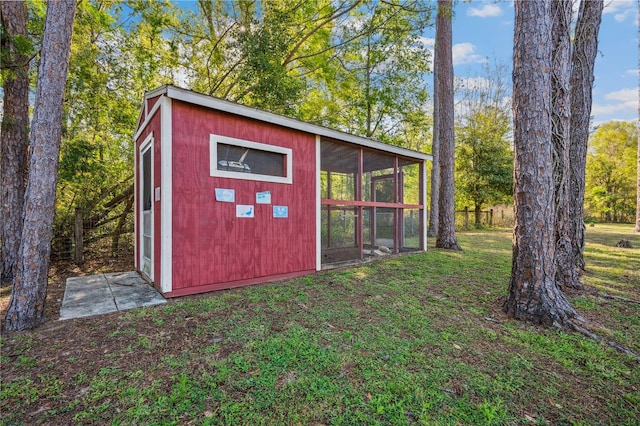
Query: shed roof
[{"left": 141, "top": 85, "right": 432, "bottom": 162}]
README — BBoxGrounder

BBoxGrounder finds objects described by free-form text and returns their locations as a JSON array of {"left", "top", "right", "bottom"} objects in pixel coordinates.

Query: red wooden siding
[{"left": 170, "top": 100, "right": 316, "bottom": 293}]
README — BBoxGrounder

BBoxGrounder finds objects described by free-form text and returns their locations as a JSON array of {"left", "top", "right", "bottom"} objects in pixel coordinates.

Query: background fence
[
  {"left": 51, "top": 207, "right": 134, "bottom": 264},
  {"left": 454, "top": 205, "right": 515, "bottom": 231},
  {"left": 50, "top": 204, "right": 515, "bottom": 266}
]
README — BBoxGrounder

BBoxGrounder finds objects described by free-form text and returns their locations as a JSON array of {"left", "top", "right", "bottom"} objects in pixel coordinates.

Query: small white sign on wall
[
  {"left": 155, "top": 187, "right": 161, "bottom": 201},
  {"left": 273, "top": 206, "right": 288, "bottom": 218},
  {"left": 236, "top": 205, "right": 254, "bottom": 218},
  {"left": 215, "top": 188, "right": 235, "bottom": 203},
  {"left": 256, "top": 191, "right": 271, "bottom": 204}
]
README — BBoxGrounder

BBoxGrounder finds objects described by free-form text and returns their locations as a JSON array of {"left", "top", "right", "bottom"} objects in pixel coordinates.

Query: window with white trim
[{"left": 210, "top": 134, "right": 293, "bottom": 184}]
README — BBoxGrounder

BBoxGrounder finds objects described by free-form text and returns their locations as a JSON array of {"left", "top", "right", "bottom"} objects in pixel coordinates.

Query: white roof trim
[
  {"left": 134, "top": 95, "right": 164, "bottom": 142},
  {"left": 142, "top": 85, "right": 432, "bottom": 162}
]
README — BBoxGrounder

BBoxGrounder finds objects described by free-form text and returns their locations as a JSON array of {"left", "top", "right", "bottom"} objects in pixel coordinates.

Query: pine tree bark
[
  {"left": 428, "top": 41, "right": 439, "bottom": 238},
  {"left": 568, "top": 0, "right": 603, "bottom": 269},
  {"left": 4, "top": 0, "right": 77, "bottom": 331},
  {"left": 504, "top": 0, "right": 577, "bottom": 326},
  {"left": 636, "top": 0, "right": 640, "bottom": 233},
  {"left": 551, "top": 0, "right": 581, "bottom": 289},
  {"left": 0, "top": 1, "right": 30, "bottom": 284},
  {"left": 434, "top": 0, "right": 460, "bottom": 250}
]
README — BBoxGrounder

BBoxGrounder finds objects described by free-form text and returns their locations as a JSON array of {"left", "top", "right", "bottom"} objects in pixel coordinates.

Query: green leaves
[
  {"left": 455, "top": 105, "right": 513, "bottom": 213},
  {"left": 322, "top": 1, "right": 433, "bottom": 145},
  {"left": 454, "top": 61, "right": 513, "bottom": 215},
  {"left": 585, "top": 121, "right": 637, "bottom": 222}
]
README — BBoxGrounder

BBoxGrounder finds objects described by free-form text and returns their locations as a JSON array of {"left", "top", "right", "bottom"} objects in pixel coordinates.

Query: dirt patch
[{"left": 0, "top": 251, "right": 135, "bottom": 327}]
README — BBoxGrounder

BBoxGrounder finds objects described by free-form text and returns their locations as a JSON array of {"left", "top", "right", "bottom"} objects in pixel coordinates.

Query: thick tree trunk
[
  {"left": 0, "top": 1, "right": 30, "bottom": 284},
  {"left": 551, "top": 0, "right": 581, "bottom": 289},
  {"left": 636, "top": 0, "right": 640, "bottom": 233},
  {"left": 4, "top": 0, "right": 77, "bottom": 331},
  {"left": 434, "top": 0, "right": 460, "bottom": 250},
  {"left": 568, "top": 0, "right": 603, "bottom": 269},
  {"left": 504, "top": 0, "right": 577, "bottom": 326},
  {"left": 428, "top": 41, "right": 439, "bottom": 238},
  {"left": 474, "top": 204, "right": 482, "bottom": 227}
]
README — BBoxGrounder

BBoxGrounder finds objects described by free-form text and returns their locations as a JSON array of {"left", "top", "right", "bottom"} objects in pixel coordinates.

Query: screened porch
[{"left": 320, "top": 138, "right": 426, "bottom": 266}]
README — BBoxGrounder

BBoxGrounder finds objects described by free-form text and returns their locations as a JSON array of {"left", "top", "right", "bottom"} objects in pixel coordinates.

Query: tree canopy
[
  {"left": 455, "top": 105, "right": 513, "bottom": 222},
  {"left": 454, "top": 61, "right": 513, "bottom": 223},
  {"left": 8, "top": 0, "right": 437, "bottom": 262},
  {"left": 585, "top": 121, "right": 638, "bottom": 223}
]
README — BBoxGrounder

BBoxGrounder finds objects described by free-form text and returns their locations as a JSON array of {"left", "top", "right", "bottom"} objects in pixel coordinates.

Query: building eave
[{"left": 142, "top": 85, "right": 433, "bottom": 162}]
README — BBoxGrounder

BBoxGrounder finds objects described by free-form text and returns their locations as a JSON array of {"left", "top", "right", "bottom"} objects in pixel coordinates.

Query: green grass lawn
[{"left": 1, "top": 224, "right": 639, "bottom": 425}]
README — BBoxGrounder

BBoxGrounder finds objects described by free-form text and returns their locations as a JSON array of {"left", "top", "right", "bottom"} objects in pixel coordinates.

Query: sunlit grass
[
  {"left": 1, "top": 226, "right": 639, "bottom": 425},
  {"left": 581, "top": 224, "right": 639, "bottom": 300}
]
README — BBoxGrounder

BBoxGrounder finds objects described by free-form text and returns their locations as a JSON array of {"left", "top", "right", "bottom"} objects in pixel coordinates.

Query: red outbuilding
[{"left": 134, "top": 85, "right": 431, "bottom": 297}]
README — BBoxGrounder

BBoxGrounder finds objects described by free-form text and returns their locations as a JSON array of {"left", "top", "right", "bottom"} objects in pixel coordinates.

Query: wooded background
[
  {"left": 1, "top": 0, "right": 638, "bottom": 331},
  {"left": 2, "top": 1, "right": 635, "bottom": 263}
]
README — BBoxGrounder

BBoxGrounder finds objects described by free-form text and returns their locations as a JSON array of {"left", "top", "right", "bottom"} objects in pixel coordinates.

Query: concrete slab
[
  {"left": 106, "top": 272, "right": 166, "bottom": 311},
  {"left": 59, "top": 272, "right": 165, "bottom": 320}
]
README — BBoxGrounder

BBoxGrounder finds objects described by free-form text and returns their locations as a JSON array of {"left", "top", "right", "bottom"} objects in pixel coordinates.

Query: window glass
[
  {"left": 210, "top": 135, "right": 292, "bottom": 184},
  {"left": 217, "top": 142, "right": 285, "bottom": 177}
]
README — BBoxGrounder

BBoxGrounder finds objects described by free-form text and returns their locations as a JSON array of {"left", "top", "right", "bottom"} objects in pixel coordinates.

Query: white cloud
[
  {"left": 467, "top": 4, "right": 503, "bottom": 18},
  {"left": 592, "top": 87, "right": 638, "bottom": 120},
  {"left": 602, "top": 0, "right": 636, "bottom": 22},
  {"left": 420, "top": 37, "right": 435, "bottom": 68},
  {"left": 603, "top": 0, "right": 634, "bottom": 14},
  {"left": 614, "top": 9, "right": 635, "bottom": 22},
  {"left": 452, "top": 43, "right": 486, "bottom": 66},
  {"left": 591, "top": 102, "right": 630, "bottom": 116},
  {"left": 605, "top": 87, "right": 637, "bottom": 102},
  {"left": 420, "top": 37, "right": 435, "bottom": 48}
]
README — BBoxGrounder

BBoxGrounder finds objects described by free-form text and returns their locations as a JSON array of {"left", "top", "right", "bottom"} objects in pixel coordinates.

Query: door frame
[{"left": 139, "top": 133, "right": 154, "bottom": 281}]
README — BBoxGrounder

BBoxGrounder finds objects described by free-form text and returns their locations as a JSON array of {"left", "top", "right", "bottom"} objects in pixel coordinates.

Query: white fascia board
[
  {"left": 160, "top": 96, "right": 173, "bottom": 294},
  {"left": 146, "top": 86, "right": 169, "bottom": 99},
  {"left": 162, "top": 85, "right": 431, "bottom": 162},
  {"left": 134, "top": 95, "right": 165, "bottom": 142},
  {"left": 135, "top": 86, "right": 169, "bottom": 137}
]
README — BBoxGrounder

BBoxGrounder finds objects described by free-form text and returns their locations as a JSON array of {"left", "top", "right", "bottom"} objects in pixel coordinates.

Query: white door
[{"left": 140, "top": 142, "right": 153, "bottom": 279}]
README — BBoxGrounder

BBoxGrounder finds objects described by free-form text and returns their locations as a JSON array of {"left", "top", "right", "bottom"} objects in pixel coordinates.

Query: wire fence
[
  {"left": 51, "top": 208, "right": 134, "bottom": 263},
  {"left": 454, "top": 205, "right": 515, "bottom": 231},
  {"left": 49, "top": 204, "right": 514, "bottom": 266}
]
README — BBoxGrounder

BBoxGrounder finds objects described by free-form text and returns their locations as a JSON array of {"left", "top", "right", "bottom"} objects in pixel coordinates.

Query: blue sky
[{"left": 422, "top": 0, "right": 638, "bottom": 126}]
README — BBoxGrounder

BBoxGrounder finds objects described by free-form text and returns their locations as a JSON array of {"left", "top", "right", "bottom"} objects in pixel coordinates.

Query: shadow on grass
[{"left": 1, "top": 226, "right": 639, "bottom": 425}]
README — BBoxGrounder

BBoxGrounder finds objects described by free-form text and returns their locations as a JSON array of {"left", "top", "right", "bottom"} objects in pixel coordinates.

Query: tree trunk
[
  {"left": 428, "top": 39, "right": 439, "bottom": 238},
  {"left": 4, "top": 0, "right": 77, "bottom": 331},
  {"left": 434, "top": 0, "right": 461, "bottom": 250},
  {"left": 551, "top": 0, "right": 581, "bottom": 289},
  {"left": 636, "top": 0, "right": 640, "bottom": 233},
  {"left": 504, "top": 0, "right": 577, "bottom": 326},
  {"left": 568, "top": 0, "right": 603, "bottom": 269},
  {"left": 0, "top": 1, "right": 30, "bottom": 284}
]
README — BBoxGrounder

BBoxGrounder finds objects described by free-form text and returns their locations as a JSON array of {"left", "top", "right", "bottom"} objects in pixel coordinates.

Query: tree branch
[{"left": 282, "top": 0, "right": 362, "bottom": 66}]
